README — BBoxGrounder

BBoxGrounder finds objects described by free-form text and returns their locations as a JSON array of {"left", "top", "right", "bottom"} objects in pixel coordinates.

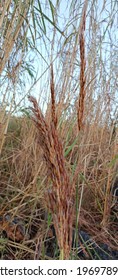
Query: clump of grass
[
  {"left": 28, "top": 94, "right": 75, "bottom": 259},
  {"left": 27, "top": 3, "right": 88, "bottom": 258}
]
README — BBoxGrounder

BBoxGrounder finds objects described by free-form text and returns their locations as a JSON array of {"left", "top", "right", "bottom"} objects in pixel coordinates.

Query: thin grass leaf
[
  {"left": 34, "top": 6, "right": 65, "bottom": 37},
  {"left": 48, "top": 0, "right": 55, "bottom": 22},
  {"left": 31, "top": 9, "right": 37, "bottom": 39},
  {"left": 28, "top": 24, "right": 36, "bottom": 46},
  {"left": 47, "top": 212, "right": 52, "bottom": 228},
  {"left": 64, "top": 136, "right": 78, "bottom": 157},
  {"left": 37, "top": 0, "right": 46, "bottom": 34}
]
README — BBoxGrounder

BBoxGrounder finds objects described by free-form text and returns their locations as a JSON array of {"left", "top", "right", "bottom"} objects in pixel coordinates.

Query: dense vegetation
[{"left": 0, "top": 0, "right": 117, "bottom": 259}]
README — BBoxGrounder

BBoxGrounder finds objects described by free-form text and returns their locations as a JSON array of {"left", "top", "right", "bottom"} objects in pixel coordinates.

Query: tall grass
[
  {"left": 28, "top": 94, "right": 74, "bottom": 259},
  {"left": 0, "top": 0, "right": 118, "bottom": 259}
]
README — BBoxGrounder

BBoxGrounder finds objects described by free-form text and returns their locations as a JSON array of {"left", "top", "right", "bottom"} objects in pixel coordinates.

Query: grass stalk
[{"left": 28, "top": 93, "right": 74, "bottom": 259}]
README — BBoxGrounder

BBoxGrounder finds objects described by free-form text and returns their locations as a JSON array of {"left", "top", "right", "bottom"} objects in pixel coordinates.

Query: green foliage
[{"left": 34, "top": 4, "right": 65, "bottom": 36}]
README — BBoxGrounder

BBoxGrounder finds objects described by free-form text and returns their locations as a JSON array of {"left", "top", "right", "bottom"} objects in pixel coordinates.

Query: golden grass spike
[
  {"left": 77, "top": 1, "right": 87, "bottom": 131},
  {"left": 28, "top": 95, "right": 74, "bottom": 259}
]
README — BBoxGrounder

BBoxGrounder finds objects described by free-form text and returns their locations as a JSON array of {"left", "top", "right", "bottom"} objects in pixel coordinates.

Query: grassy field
[
  {"left": 0, "top": 0, "right": 118, "bottom": 260},
  {"left": 0, "top": 99, "right": 117, "bottom": 259}
]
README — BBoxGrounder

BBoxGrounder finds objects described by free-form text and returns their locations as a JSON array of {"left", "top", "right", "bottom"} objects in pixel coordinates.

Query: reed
[
  {"left": 77, "top": 0, "right": 87, "bottom": 131},
  {"left": 28, "top": 94, "right": 74, "bottom": 259},
  {"left": 0, "top": 0, "right": 117, "bottom": 260}
]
